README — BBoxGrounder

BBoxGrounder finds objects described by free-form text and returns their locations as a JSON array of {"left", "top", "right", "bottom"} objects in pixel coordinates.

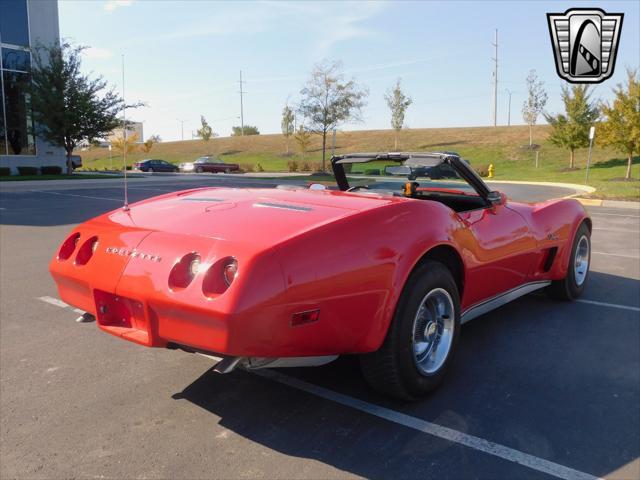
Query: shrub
[
  {"left": 239, "top": 163, "right": 254, "bottom": 173},
  {"left": 473, "top": 164, "right": 489, "bottom": 177},
  {"left": 364, "top": 168, "right": 380, "bottom": 176},
  {"left": 311, "top": 162, "right": 324, "bottom": 172},
  {"left": 300, "top": 161, "right": 311, "bottom": 172},
  {"left": 256, "top": 163, "right": 264, "bottom": 172},
  {"left": 41, "top": 165, "right": 63, "bottom": 175},
  {"left": 287, "top": 160, "right": 299, "bottom": 172},
  {"left": 17, "top": 166, "right": 38, "bottom": 176},
  {"left": 0, "top": 167, "right": 11, "bottom": 176}
]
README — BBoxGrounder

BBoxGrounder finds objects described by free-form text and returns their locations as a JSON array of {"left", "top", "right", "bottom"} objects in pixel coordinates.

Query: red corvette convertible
[{"left": 49, "top": 152, "right": 591, "bottom": 399}]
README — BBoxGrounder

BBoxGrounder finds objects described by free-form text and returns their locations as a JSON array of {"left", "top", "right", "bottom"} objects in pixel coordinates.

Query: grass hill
[{"left": 79, "top": 125, "right": 639, "bottom": 200}]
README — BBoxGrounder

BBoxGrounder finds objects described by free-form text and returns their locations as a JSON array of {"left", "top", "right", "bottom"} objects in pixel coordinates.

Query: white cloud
[
  {"left": 83, "top": 47, "right": 113, "bottom": 59},
  {"left": 104, "top": 0, "right": 133, "bottom": 12}
]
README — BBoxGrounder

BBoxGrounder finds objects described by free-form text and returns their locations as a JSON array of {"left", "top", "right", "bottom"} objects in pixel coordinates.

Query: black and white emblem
[{"left": 547, "top": 8, "right": 623, "bottom": 83}]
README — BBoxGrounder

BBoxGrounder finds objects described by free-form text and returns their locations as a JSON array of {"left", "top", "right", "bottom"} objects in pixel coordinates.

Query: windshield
[{"left": 345, "top": 159, "right": 478, "bottom": 195}]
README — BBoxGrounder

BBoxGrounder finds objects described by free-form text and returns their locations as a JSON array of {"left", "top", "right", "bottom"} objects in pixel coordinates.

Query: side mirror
[
  {"left": 487, "top": 191, "right": 505, "bottom": 206},
  {"left": 309, "top": 183, "right": 326, "bottom": 191}
]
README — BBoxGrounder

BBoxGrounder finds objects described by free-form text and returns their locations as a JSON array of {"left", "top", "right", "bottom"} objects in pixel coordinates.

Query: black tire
[
  {"left": 196, "top": 167, "right": 204, "bottom": 173},
  {"left": 225, "top": 168, "right": 231, "bottom": 174},
  {"left": 547, "top": 222, "right": 591, "bottom": 301},
  {"left": 360, "top": 261, "right": 461, "bottom": 400},
  {"left": 148, "top": 167, "right": 154, "bottom": 173}
]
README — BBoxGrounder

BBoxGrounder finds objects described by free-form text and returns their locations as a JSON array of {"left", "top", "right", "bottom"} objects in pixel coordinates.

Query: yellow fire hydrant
[{"left": 488, "top": 164, "right": 494, "bottom": 178}]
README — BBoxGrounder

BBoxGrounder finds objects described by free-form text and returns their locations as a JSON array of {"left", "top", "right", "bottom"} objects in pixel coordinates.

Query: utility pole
[
  {"left": 491, "top": 29, "right": 498, "bottom": 127},
  {"left": 238, "top": 70, "right": 245, "bottom": 136},
  {"left": 176, "top": 119, "right": 186, "bottom": 141},
  {"left": 505, "top": 88, "right": 513, "bottom": 126}
]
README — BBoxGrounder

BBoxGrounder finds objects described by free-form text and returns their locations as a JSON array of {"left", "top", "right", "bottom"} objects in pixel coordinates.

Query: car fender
[
  {"left": 509, "top": 198, "right": 590, "bottom": 280},
  {"left": 274, "top": 199, "right": 466, "bottom": 354}
]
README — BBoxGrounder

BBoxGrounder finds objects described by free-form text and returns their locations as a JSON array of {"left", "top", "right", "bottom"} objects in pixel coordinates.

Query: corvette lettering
[{"left": 105, "top": 247, "right": 162, "bottom": 262}]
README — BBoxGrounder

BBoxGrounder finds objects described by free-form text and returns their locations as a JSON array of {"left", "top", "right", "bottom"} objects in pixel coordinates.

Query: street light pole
[
  {"left": 505, "top": 89, "right": 513, "bottom": 126},
  {"left": 177, "top": 119, "right": 186, "bottom": 141}
]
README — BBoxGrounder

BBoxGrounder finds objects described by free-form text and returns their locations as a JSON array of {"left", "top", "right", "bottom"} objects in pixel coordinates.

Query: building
[{"left": 1, "top": 0, "right": 66, "bottom": 173}]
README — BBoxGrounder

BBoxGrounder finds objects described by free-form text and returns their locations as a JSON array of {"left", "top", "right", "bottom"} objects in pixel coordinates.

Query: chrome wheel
[
  {"left": 412, "top": 288, "right": 455, "bottom": 376},
  {"left": 574, "top": 234, "right": 590, "bottom": 286}
]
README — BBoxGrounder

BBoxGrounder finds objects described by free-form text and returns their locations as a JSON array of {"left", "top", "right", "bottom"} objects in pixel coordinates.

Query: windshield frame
[{"left": 331, "top": 152, "right": 494, "bottom": 203}]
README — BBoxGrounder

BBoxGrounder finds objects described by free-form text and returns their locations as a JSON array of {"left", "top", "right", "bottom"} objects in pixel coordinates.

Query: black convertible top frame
[{"left": 330, "top": 152, "right": 496, "bottom": 204}]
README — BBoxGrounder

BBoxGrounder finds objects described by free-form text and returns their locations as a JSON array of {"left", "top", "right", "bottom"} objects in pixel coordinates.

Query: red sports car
[{"left": 49, "top": 152, "right": 591, "bottom": 399}]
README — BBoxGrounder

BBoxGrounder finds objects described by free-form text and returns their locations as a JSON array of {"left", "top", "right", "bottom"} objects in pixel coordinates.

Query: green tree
[
  {"left": 384, "top": 78, "right": 412, "bottom": 150},
  {"left": 298, "top": 61, "right": 368, "bottom": 170},
  {"left": 197, "top": 115, "right": 214, "bottom": 141},
  {"left": 598, "top": 70, "right": 639, "bottom": 180},
  {"left": 522, "top": 70, "right": 548, "bottom": 147},
  {"left": 281, "top": 104, "right": 295, "bottom": 155},
  {"left": 544, "top": 85, "right": 600, "bottom": 169},
  {"left": 29, "top": 43, "right": 138, "bottom": 174},
  {"left": 294, "top": 125, "right": 312, "bottom": 162},
  {"left": 232, "top": 125, "right": 259, "bottom": 136}
]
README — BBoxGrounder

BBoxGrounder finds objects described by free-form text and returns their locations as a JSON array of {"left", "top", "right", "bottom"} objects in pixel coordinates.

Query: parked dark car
[
  {"left": 180, "top": 156, "right": 240, "bottom": 173},
  {"left": 133, "top": 159, "right": 179, "bottom": 173}
]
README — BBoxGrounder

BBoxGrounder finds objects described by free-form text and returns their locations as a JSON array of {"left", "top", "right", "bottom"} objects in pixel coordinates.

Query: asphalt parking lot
[{"left": 1, "top": 175, "right": 638, "bottom": 479}]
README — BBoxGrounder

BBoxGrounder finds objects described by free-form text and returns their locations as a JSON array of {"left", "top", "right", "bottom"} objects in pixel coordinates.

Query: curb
[{"left": 486, "top": 179, "right": 596, "bottom": 196}]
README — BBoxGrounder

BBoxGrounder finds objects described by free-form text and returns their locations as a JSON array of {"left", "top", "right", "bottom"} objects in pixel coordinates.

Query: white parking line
[
  {"left": 254, "top": 369, "right": 601, "bottom": 480},
  {"left": 592, "top": 251, "right": 640, "bottom": 260},
  {"left": 38, "top": 296, "right": 69, "bottom": 308},
  {"left": 29, "top": 190, "right": 122, "bottom": 202},
  {"left": 593, "top": 227, "right": 639, "bottom": 234},
  {"left": 590, "top": 213, "right": 640, "bottom": 218},
  {"left": 129, "top": 187, "right": 176, "bottom": 192},
  {"left": 576, "top": 298, "right": 640, "bottom": 312}
]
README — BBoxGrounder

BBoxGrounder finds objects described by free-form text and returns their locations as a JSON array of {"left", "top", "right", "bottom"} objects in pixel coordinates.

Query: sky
[{"left": 58, "top": 0, "right": 640, "bottom": 142}]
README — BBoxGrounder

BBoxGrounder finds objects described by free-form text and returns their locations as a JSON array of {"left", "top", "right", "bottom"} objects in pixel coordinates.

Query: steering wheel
[{"left": 346, "top": 186, "right": 370, "bottom": 192}]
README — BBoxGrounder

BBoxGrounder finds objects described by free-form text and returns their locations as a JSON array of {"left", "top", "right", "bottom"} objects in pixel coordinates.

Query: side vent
[{"left": 542, "top": 247, "right": 558, "bottom": 272}]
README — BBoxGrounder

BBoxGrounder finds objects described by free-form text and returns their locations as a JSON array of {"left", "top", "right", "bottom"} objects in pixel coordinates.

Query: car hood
[{"left": 102, "top": 187, "right": 406, "bottom": 248}]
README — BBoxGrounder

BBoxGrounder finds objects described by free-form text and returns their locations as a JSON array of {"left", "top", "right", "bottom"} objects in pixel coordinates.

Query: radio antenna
[{"left": 121, "top": 54, "right": 129, "bottom": 211}]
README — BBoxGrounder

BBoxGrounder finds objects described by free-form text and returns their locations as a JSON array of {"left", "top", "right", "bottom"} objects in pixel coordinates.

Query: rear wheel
[
  {"left": 547, "top": 223, "right": 591, "bottom": 300},
  {"left": 225, "top": 168, "right": 231, "bottom": 174},
  {"left": 360, "top": 261, "right": 461, "bottom": 400},
  {"left": 148, "top": 167, "right": 154, "bottom": 173},
  {"left": 196, "top": 166, "right": 204, "bottom": 173}
]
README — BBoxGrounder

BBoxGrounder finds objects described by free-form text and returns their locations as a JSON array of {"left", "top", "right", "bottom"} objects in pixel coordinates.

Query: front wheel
[
  {"left": 360, "top": 261, "right": 461, "bottom": 400},
  {"left": 196, "top": 167, "right": 204, "bottom": 173},
  {"left": 547, "top": 222, "right": 591, "bottom": 300}
]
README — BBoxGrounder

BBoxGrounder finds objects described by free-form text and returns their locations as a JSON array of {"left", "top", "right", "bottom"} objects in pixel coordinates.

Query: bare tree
[
  {"left": 294, "top": 125, "right": 312, "bottom": 162},
  {"left": 298, "top": 61, "right": 368, "bottom": 170},
  {"left": 281, "top": 104, "right": 295, "bottom": 155},
  {"left": 384, "top": 78, "right": 412, "bottom": 150},
  {"left": 522, "top": 70, "right": 548, "bottom": 147}
]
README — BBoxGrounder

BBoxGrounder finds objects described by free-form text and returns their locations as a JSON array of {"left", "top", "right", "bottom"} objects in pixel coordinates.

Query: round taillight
[
  {"left": 223, "top": 259, "right": 238, "bottom": 287},
  {"left": 202, "top": 257, "right": 238, "bottom": 298},
  {"left": 58, "top": 232, "right": 81, "bottom": 260},
  {"left": 169, "top": 252, "right": 200, "bottom": 291},
  {"left": 75, "top": 236, "right": 99, "bottom": 266}
]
